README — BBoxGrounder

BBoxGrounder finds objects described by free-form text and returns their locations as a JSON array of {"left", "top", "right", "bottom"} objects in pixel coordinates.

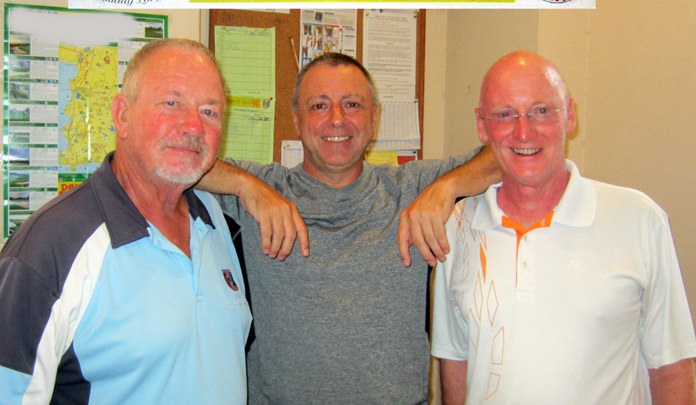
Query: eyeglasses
[{"left": 481, "top": 106, "right": 563, "bottom": 132}]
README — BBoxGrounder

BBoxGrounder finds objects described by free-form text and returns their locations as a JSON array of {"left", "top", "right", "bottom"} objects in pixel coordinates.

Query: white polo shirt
[{"left": 432, "top": 160, "right": 696, "bottom": 404}]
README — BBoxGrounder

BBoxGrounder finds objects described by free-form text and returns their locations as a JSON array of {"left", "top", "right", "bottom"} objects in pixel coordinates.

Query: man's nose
[
  {"left": 182, "top": 108, "right": 204, "bottom": 135},
  {"left": 330, "top": 104, "right": 345, "bottom": 127},
  {"left": 513, "top": 114, "right": 532, "bottom": 141}
]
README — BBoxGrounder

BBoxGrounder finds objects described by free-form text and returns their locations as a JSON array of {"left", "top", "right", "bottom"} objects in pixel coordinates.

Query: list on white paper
[
  {"left": 370, "top": 101, "right": 420, "bottom": 151},
  {"left": 363, "top": 9, "right": 418, "bottom": 103}
]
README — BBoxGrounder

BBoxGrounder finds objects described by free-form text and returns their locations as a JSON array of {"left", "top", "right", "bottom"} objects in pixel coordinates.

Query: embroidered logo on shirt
[{"left": 221, "top": 269, "right": 239, "bottom": 291}]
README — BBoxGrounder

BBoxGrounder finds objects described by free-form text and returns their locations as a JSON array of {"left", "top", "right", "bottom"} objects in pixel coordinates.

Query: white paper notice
[
  {"left": 281, "top": 140, "right": 304, "bottom": 168},
  {"left": 363, "top": 9, "right": 418, "bottom": 103},
  {"left": 370, "top": 101, "right": 420, "bottom": 151}
]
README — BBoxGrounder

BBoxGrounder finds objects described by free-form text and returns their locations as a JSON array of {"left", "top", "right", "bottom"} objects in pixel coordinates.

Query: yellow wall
[{"left": 424, "top": 3, "right": 696, "bottom": 325}]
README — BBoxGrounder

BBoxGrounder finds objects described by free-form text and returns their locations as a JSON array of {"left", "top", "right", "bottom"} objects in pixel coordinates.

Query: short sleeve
[{"left": 639, "top": 209, "right": 696, "bottom": 368}]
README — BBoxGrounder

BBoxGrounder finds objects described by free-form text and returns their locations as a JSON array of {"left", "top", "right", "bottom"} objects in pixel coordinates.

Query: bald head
[
  {"left": 480, "top": 51, "right": 569, "bottom": 108},
  {"left": 475, "top": 50, "right": 576, "bottom": 198}
]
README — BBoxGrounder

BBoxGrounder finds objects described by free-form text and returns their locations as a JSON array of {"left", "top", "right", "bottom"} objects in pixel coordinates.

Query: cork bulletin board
[{"left": 209, "top": 9, "right": 426, "bottom": 163}]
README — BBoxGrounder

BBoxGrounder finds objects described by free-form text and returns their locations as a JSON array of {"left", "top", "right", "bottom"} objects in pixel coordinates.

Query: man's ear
[
  {"left": 371, "top": 104, "right": 380, "bottom": 140},
  {"left": 475, "top": 107, "right": 490, "bottom": 144},
  {"left": 564, "top": 97, "right": 577, "bottom": 133},
  {"left": 292, "top": 108, "right": 301, "bottom": 137},
  {"left": 111, "top": 93, "right": 130, "bottom": 140}
]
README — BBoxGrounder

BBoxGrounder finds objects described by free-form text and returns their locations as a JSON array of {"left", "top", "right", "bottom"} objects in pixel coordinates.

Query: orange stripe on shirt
[
  {"left": 501, "top": 211, "right": 554, "bottom": 286},
  {"left": 480, "top": 243, "right": 487, "bottom": 282}
]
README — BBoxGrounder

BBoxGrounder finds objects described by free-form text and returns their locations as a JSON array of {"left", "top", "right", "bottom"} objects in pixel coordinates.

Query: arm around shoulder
[
  {"left": 197, "top": 159, "right": 256, "bottom": 195},
  {"left": 441, "top": 144, "right": 500, "bottom": 197},
  {"left": 196, "top": 159, "right": 309, "bottom": 260},
  {"left": 397, "top": 145, "right": 500, "bottom": 267}
]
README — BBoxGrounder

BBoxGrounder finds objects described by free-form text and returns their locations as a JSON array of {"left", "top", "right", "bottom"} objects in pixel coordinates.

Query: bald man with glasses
[{"left": 431, "top": 50, "right": 696, "bottom": 405}]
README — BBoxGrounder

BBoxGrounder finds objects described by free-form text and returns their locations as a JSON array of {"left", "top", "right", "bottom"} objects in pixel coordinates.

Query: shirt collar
[
  {"left": 473, "top": 159, "right": 596, "bottom": 230},
  {"left": 90, "top": 152, "right": 215, "bottom": 248},
  {"left": 293, "top": 161, "right": 375, "bottom": 201}
]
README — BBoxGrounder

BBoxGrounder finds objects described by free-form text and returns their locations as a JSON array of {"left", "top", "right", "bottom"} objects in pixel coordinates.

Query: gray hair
[
  {"left": 291, "top": 52, "right": 379, "bottom": 110},
  {"left": 121, "top": 38, "right": 221, "bottom": 101}
]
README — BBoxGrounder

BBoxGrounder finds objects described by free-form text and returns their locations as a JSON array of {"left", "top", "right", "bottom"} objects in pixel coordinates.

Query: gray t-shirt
[{"left": 217, "top": 153, "right": 476, "bottom": 404}]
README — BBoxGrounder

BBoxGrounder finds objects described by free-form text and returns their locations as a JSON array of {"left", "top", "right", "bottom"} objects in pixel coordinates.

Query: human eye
[
  {"left": 309, "top": 102, "right": 327, "bottom": 111},
  {"left": 164, "top": 100, "right": 179, "bottom": 108},
  {"left": 492, "top": 109, "right": 515, "bottom": 122},
  {"left": 306, "top": 97, "right": 329, "bottom": 111},
  {"left": 533, "top": 106, "right": 550, "bottom": 116},
  {"left": 344, "top": 101, "right": 363, "bottom": 110},
  {"left": 531, "top": 105, "right": 559, "bottom": 123},
  {"left": 200, "top": 107, "right": 220, "bottom": 119}
]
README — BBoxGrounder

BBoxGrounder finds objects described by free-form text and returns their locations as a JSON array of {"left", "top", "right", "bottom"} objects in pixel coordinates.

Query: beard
[{"left": 154, "top": 135, "right": 213, "bottom": 185}]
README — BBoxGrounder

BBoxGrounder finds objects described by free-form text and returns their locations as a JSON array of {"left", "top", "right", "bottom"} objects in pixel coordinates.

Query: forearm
[
  {"left": 443, "top": 144, "right": 500, "bottom": 198},
  {"left": 197, "top": 159, "right": 255, "bottom": 195},
  {"left": 196, "top": 159, "right": 310, "bottom": 259},
  {"left": 397, "top": 145, "right": 500, "bottom": 267},
  {"left": 440, "top": 358, "right": 468, "bottom": 405},
  {"left": 649, "top": 358, "right": 695, "bottom": 405}
]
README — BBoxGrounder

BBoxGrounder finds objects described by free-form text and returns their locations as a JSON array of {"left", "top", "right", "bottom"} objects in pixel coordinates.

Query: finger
[
  {"left": 407, "top": 213, "right": 439, "bottom": 268},
  {"left": 419, "top": 219, "right": 446, "bottom": 264},
  {"left": 411, "top": 230, "right": 437, "bottom": 268},
  {"left": 293, "top": 209, "right": 310, "bottom": 257},
  {"left": 267, "top": 213, "right": 286, "bottom": 260},
  {"left": 397, "top": 213, "right": 413, "bottom": 267},
  {"left": 258, "top": 214, "right": 275, "bottom": 258},
  {"left": 274, "top": 204, "right": 307, "bottom": 260},
  {"left": 431, "top": 220, "right": 451, "bottom": 262},
  {"left": 274, "top": 209, "right": 296, "bottom": 261}
]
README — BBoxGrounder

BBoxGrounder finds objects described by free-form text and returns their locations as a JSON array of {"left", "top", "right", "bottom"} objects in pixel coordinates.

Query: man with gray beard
[{"left": 0, "top": 39, "right": 255, "bottom": 404}]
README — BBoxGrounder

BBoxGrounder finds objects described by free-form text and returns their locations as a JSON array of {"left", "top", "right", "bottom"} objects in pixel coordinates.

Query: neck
[
  {"left": 303, "top": 163, "right": 363, "bottom": 190},
  {"left": 497, "top": 170, "right": 570, "bottom": 229},
  {"left": 111, "top": 152, "right": 193, "bottom": 257}
]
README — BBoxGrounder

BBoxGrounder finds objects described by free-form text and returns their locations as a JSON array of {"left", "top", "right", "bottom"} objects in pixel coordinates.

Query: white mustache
[{"left": 160, "top": 135, "right": 207, "bottom": 154}]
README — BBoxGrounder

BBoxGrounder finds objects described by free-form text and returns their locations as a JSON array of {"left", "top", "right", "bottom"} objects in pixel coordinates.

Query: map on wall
[
  {"left": 58, "top": 44, "right": 118, "bottom": 173},
  {"left": 3, "top": 4, "right": 168, "bottom": 237}
]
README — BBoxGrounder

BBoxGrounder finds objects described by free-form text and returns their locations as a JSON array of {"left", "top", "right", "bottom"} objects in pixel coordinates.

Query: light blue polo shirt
[{"left": 0, "top": 153, "right": 252, "bottom": 404}]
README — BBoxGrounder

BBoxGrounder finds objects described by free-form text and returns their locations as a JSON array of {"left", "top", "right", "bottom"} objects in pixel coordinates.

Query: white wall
[{"left": 424, "top": 3, "right": 696, "bottom": 325}]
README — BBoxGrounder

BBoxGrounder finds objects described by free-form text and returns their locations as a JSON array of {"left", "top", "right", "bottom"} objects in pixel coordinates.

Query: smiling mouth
[
  {"left": 512, "top": 147, "right": 541, "bottom": 155},
  {"left": 322, "top": 136, "right": 351, "bottom": 142}
]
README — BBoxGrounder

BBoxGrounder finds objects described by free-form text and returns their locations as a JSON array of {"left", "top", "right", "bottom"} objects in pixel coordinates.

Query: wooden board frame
[{"left": 209, "top": 9, "right": 426, "bottom": 162}]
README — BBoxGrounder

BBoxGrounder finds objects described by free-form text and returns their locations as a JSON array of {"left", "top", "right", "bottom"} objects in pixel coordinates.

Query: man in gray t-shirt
[{"left": 199, "top": 53, "right": 498, "bottom": 404}]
